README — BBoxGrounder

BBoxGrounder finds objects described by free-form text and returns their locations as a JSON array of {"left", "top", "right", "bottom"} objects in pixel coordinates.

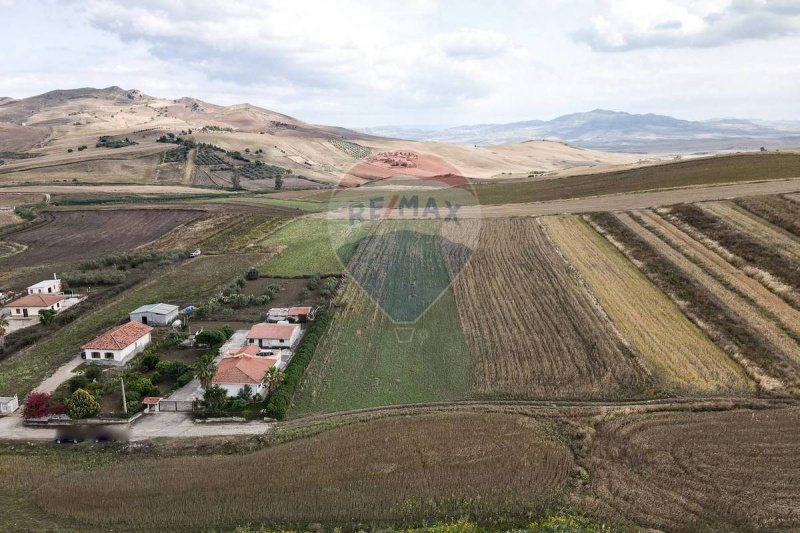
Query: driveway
[
  {"left": 130, "top": 412, "right": 270, "bottom": 441},
  {"left": 34, "top": 355, "right": 83, "bottom": 394},
  {"left": 168, "top": 330, "right": 248, "bottom": 401}
]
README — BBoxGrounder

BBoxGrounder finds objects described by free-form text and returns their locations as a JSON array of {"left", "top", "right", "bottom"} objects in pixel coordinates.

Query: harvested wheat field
[
  {"left": 2, "top": 413, "right": 572, "bottom": 530},
  {"left": 0, "top": 208, "right": 203, "bottom": 266},
  {"left": 611, "top": 212, "right": 800, "bottom": 393},
  {"left": 585, "top": 407, "right": 800, "bottom": 532},
  {"left": 735, "top": 194, "right": 800, "bottom": 238},
  {"left": 443, "top": 218, "right": 649, "bottom": 400},
  {"left": 542, "top": 215, "right": 750, "bottom": 395}
]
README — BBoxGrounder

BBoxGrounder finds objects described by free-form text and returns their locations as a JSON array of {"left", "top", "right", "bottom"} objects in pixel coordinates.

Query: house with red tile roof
[
  {"left": 81, "top": 321, "right": 153, "bottom": 364},
  {"left": 5, "top": 293, "right": 65, "bottom": 319},
  {"left": 246, "top": 322, "right": 301, "bottom": 349},
  {"left": 212, "top": 354, "right": 279, "bottom": 397}
]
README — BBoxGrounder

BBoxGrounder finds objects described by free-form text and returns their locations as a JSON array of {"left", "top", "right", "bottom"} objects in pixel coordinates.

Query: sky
[{"left": 1, "top": 0, "right": 799, "bottom": 127}]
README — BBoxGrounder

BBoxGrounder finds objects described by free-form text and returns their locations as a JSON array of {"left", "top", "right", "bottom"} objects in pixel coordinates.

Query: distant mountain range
[{"left": 359, "top": 109, "right": 800, "bottom": 153}]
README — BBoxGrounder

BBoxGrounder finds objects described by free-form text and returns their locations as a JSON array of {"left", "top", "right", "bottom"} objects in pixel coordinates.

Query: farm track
[
  {"left": 542, "top": 215, "right": 749, "bottom": 394},
  {"left": 616, "top": 212, "right": 800, "bottom": 386},
  {"left": 636, "top": 209, "right": 800, "bottom": 338},
  {"left": 444, "top": 218, "right": 649, "bottom": 400}
]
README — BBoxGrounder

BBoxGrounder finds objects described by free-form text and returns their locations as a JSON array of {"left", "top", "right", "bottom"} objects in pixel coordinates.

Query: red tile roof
[
  {"left": 212, "top": 355, "right": 279, "bottom": 385},
  {"left": 233, "top": 345, "right": 262, "bottom": 356},
  {"left": 288, "top": 306, "right": 312, "bottom": 315},
  {"left": 247, "top": 323, "right": 299, "bottom": 340},
  {"left": 82, "top": 321, "right": 153, "bottom": 351},
  {"left": 7, "top": 294, "right": 65, "bottom": 308},
  {"left": 142, "top": 397, "right": 162, "bottom": 405}
]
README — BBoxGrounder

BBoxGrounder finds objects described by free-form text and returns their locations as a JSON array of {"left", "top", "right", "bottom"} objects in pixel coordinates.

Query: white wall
[
  {"left": 130, "top": 310, "right": 179, "bottom": 327},
  {"left": 9, "top": 301, "right": 62, "bottom": 318},
  {"left": 27, "top": 280, "right": 61, "bottom": 295},
  {"left": 218, "top": 382, "right": 265, "bottom": 397},
  {"left": 249, "top": 327, "right": 301, "bottom": 349},
  {"left": 83, "top": 332, "right": 151, "bottom": 364}
]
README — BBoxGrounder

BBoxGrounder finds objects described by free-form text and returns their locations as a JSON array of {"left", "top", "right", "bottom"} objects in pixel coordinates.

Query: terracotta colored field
[
  {"left": 616, "top": 212, "right": 800, "bottom": 392},
  {"left": 0, "top": 208, "right": 203, "bottom": 266},
  {"left": 586, "top": 407, "right": 800, "bottom": 531},
  {"left": 542, "top": 215, "right": 749, "bottom": 394},
  {"left": 1, "top": 413, "right": 572, "bottom": 529},
  {"left": 443, "top": 218, "right": 649, "bottom": 400}
]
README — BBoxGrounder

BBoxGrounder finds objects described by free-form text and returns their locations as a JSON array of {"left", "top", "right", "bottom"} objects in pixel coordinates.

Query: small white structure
[
  {"left": 5, "top": 294, "right": 65, "bottom": 318},
  {"left": 267, "top": 306, "right": 314, "bottom": 323},
  {"left": 27, "top": 277, "right": 62, "bottom": 295},
  {"left": 246, "top": 322, "right": 301, "bottom": 349},
  {"left": 0, "top": 395, "right": 19, "bottom": 415},
  {"left": 81, "top": 321, "right": 153, "bottom": 364},
  {"left": 211, "top": 354, "right": 278, "bottom": 397},
  {"left": 129, "top": 303, "right": 180, "bottom": 327}
]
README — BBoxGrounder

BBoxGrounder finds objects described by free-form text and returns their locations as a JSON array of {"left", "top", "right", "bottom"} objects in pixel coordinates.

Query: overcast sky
[{"left": 1, "top": 0, "right": 800, "bottom": 126}]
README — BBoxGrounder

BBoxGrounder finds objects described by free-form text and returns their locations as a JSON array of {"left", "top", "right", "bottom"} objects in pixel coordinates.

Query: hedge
[{"left": 264, "top": 309, "right": 331, "bottom": 420}]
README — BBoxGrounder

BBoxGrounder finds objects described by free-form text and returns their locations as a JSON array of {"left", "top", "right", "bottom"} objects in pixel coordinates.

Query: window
[
  {"left": 92, "top": 352, "right": 101, "bottom": 359},
  {"left": 105, "top": 352, "right": 114, "bottom": 360},
  {"left": 81, "top": 351, "right": 87, "bottom": 359},
  {"left": 15, "top": 308, "right": 20, "bottom": 314}
]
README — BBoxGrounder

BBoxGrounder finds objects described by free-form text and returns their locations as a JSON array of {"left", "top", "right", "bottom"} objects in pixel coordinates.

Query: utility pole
[{"left": 121, "top": 376, "right": 127, "bottom": 415}]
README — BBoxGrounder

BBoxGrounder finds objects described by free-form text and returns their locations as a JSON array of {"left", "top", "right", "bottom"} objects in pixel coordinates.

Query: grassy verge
[{"left": 0, "top": 254, "right": 267, "bottom": 397}]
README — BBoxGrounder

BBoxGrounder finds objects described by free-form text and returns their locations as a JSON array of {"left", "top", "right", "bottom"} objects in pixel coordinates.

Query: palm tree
[
  {"left": 38, "top": 309, "right": 56, "bottom": 326},
  {"left": 262, "top": 366, "right": 285, "bottom": 395},
  {"left": 194, "top": 356, "right": 217, "bottom": 390}
]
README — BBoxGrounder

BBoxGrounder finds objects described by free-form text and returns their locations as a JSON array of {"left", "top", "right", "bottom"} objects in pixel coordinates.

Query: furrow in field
[
  {"left": 635, "top": 209, "right": 800, "bottom": 338},
  {"left": 616, "top": 213, "right": 800, "bottom": 378},
  {"left": 542, "top": 215, "right": 749, "bottom": 395},
  {"left": 443, "top": 218, "right": 649, "bottom": 401}
]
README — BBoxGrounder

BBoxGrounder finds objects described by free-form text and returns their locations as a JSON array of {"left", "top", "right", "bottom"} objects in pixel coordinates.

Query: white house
[
  {"left": 27, "top": 278, "right": 62, "bottom": 295},
  {"left": 129, "top": 303, "right": 180, "bottom": 327},
  {"left": 5, "top": 293, "right": 65, "bottom": 319},
  {"left": 211, "top": 353, "right": 279, "bottom": 397},
  {"left": 0, "top": 395, "right": 19, "bottom": 415},
  {"left": 246, "top": 322, "right": 301, "bottom": 349},
  {"left": 81, "top": 321, "right": 153, "bottom": 364}
]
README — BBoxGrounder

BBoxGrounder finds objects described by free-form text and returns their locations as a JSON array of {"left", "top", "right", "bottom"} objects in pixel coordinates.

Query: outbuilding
[
  {"left": 81, "top": 321, "right": 153, "bottom": 364},
  {"left": 27, "top": 278, "right": 62, "bottom": 295},
  {"left": 0, "top": 395, "right": 19, "bottom": 415},
  {"left": 129, "top": 303, "right": 180, "bottom": 327},
  {"left": 246, "top": 322, "right": 301, "bottom": 349},
  {"left": 5, "top": 293, "right": 65, "bottom": 318}
]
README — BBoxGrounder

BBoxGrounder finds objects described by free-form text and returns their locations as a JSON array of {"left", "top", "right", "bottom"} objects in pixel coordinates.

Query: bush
[
  {"left": 221, "top": 325, "right": 234, "bottom": 339},
  {"left": 23, "top": 392, "right": 52, "bottom": 419},
  {"left": 176, "top": 371, "right": 194, "bottom": 387},
  {"left": 66, "top": 389, "right": 100, "bottom": 419},
  {"left": 230, "top": 398, "right": 248, "bottom": 411},
  {"left": 245, "top": 267, "right": 260, "bottom": 280},
  {"left": 195, "top": 329, "right": 227, "bottom": 347},
  {"left": 141, "top": 352, "right": 160, "bottom": 371},
  {"left": 127, "top": 377, "right": 159, "bottom": 397},
  {"left": 264, "top": 309, "right": 331, "bottom": 420},
  {"left": 68, "top": 375, "right": 90, "bottom": 393},
  {"left": 83, "top": 366, "right": 103, "bottom": 381}
]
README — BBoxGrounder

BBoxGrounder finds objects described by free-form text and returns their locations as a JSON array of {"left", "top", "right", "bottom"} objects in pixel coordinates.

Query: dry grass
[
  {"left": 443, "top": 218, "right": 649, "bottom": 400},
  {"left": 735, "top": 194, "right": 800, "bottom": 238},
  {"left": 0, "top": 413, "right": 573, "bottom": 530},
  {"left": 542, "top": 215, "right": 750, "bottom": 395},
  {"left": 584, "top": 407, "right": 800, "bottom": 532}
]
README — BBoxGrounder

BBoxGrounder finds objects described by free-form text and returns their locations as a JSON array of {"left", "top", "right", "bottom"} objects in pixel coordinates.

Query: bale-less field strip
[
  {"left": 0, "top": 412, "right": 572, "bottom": 530},
  {"left": 443, "top": 218, "right": 649, "bottom": 400},
  {"left": 635, "top": 209, "right": 800, "bottom": 338},
  {"left": 735, "top": 194, "right": 800, "bottom": 238},
  {"left": 0, "top": 208, "right": 203, "bottom": 267},
  {"left": 585, "top": 407, "right": 800, "bottom": 532},
  {"left": 612, "top": 212, "right": 800, "bottom": 393},
  {"left": 0, "top": 253, "right": 267, "bottom": 397},
  {"left": 700, "top": 200, "right": 800, "bottom": 261},
  {"left": 542, "top": 215, "right": 749, "bottom": 394}
]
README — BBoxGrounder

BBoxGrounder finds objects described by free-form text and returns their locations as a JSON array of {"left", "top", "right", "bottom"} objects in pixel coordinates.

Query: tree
[
  {"left": 0, "top": 314, "right": 8, "bottom": 337},
  {"left": 274, "top": 175, "right": 283, "bottom": 190},
  {"left": 39, "top": 309, "right": 56, "bottom": 326},
  {"left": 194, "top": 356, "right": 218, "bottom": 390},
  {"left": 195, "top": 329, "right": 226, "bottom": 348},
  {"left": 203, "top": 385, "right": 227, "bottom": 410},
  {"left": 23, "top": 392, "right": 52, "bottom": 419},
  {"left": 66, "top": 388, "right": 100, "bottom": 419},
  {"left": 262, "top": 366, "right": 285, "bottom": 395}
]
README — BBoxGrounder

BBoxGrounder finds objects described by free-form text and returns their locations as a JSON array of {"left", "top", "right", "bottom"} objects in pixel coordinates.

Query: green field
[
  {"left": 289, "top": 283, "right": 471, "bottom": 415},
  {"left": 258, "top": 219, "right": 373, "bottom": 276},
  {"left": 0, "top": 254, "right": 266, "bottom": 397}
]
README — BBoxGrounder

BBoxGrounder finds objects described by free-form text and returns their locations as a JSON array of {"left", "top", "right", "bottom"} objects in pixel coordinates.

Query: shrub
[
  {"left": 83, "top": 366, "right": 103, "bottom": 381},
  {"left": 23, "top": 392, "right": 52, "bottom": 419},
  {"left": 155, "top": 360, "right": 172, "bottom": 375},
  {"left": 264, "top": 309, "right": 331, "bottom": 420},
  {"left": 141, "top": 352, "right": 160, "bottom": 371},
  {"left": 237, "top": 384, "right": 253, "bottom": 401},
  {"left": 176, "top": 371, "right": 194, "bottom": 387},
  {"left": 230, "top": 398, "right": 247, "bottom": 411},
  {"left": 245, "top": 267, "right": 260, "bottom": 280},
  {"left": 221, "top": 325, "right": 234, "bottom": 339},
  {"left": 68, "top": 375, "right": 90, "bottom": 393},
  {"left": 66, "top": 389, "right": 100, "bottom": 419},
  {"left": 127, "top": 377, "right": 159, "bottom": 397},
  {"left": 203, "top": 385, "right": 227, "bottom": 410},
  {"left": 195, "top": 329, "right": 227, "bottom": 347}
]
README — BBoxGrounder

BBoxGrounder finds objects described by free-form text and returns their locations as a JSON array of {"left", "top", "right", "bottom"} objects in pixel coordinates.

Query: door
[
  {"left": 22, "top": 309, "right": 28, "bottom": 317},
  {"left": 141, "top": 316, "right": 148, "bottom": 325}
]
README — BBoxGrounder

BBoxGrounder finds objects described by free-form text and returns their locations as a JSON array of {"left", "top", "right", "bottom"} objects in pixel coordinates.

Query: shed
[
  {"left": 130, "top": 303, "right": 180, "bottom": 327},
  {"left": 0, "top": 395, "right": 19, "bottom": 415}
]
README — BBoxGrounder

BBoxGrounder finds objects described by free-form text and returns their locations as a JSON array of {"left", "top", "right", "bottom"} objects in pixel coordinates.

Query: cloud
[
  {"left": 576, "top": 0, "right": 800, "bottom": 51},
  {"left": 434, "top": 29, "right": 510, "bottom": 60}
]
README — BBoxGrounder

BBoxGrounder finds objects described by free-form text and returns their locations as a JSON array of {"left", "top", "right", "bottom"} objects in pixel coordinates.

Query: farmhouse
[
  {"left": 266, "top": 306, "right": 315, "bottom": 323},
  {"left": 129, "top": 303, "right": 180, "bottom": 327},
  {"left": 81, "top": 321, "right": 153, "bottom": 364},
  {"left": 27, "top": 278, "right": 62, "bottom": 295},
  {"left": 211, "top": 354, "right": 279, "bottom": 397},
  {"left": 246, "top": 322, "right": 301, "bottom": 349},
  {"left": 5, "top": 293, "right": 65, "bottom": 318},
  {"left": 0, "top": 395, "right": 19, "bottom": 415}
]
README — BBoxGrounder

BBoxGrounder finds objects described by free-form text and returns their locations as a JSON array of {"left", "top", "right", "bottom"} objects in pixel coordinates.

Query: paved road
[
  {"left": 168, "top": 330, "right": 248, "bottom": 401},
  {"left": 315, "top": 178, "right": 800, "bottom": 219}
]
